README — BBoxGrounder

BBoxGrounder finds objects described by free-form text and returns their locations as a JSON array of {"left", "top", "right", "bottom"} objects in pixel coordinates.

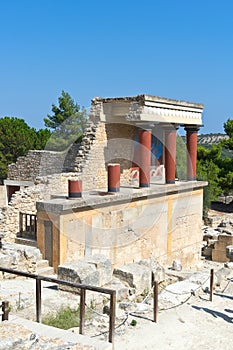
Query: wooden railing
[
  {"left": 0, "top": 267, "right": 116, "bottom": 343},
  {"left": 18, "top": 213, "right": 37, "bottom": 240}
]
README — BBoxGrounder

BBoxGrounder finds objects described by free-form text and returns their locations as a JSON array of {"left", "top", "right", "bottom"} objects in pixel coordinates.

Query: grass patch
[{"left": 42, "top": 306, "right": 80, "bottom": 330}]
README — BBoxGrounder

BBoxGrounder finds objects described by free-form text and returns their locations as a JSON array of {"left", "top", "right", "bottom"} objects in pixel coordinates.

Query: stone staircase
[
  {"left": 36, "top": 258, "right": 55, "bottom": 276},
  {"left": 3, "top": 241, "right": 55, "bottom": 277}
]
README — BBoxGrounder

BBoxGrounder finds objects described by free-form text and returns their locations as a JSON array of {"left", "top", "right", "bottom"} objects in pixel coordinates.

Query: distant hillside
[
  {"left": 181, "top": 133, "right": 231, "bottom": 158},
  {"left": 197, "top": 133, "right": 229, "bottom": 145}
]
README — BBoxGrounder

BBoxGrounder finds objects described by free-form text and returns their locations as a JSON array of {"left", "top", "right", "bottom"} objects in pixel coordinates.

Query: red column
[
  {"left": 165, "top": 127, "right": 178, "bottom": 184},
  {"left": 138, "top": 129, "right": 151, "bottom": 187},
  {"left": 68, "top": 180, "right": 82, "bottom": 198},
  {"left": 108, "top": 163, "right": 120, "bottom": 192},
  {"left": 185, "top": 126, "right": 199, "bottom": 181}
]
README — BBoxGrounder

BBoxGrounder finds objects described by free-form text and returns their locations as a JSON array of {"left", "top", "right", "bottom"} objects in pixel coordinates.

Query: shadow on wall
[{"left": 104, "top": 123, "right": 136, "bottom": 173}]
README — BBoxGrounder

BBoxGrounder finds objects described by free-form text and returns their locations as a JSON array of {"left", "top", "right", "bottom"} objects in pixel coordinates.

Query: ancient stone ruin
[{"left": 0, "top": 94, "right": 209, "bottom": 284}]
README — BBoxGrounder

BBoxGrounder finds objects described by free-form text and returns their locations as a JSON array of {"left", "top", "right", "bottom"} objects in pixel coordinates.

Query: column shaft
[
  {"left": 138, "top": 129, "right": 151, "bottom": 187},
  {"left": 185, "top": 127, "right": 199, "bottom": 181},
  {"left": 165, "top": 128, "right": 177, "bottom": 184}
]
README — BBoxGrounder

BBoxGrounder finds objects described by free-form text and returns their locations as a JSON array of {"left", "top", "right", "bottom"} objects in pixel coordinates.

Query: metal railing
[
  {"left": 1, "top": 301, "right": 9, "bottom": 321},
  {"left": 0, "top": 267, "right": 116, "bottom": 343},
  {"left": 18, "top": 213, "right": 37, "bottom": 240}
]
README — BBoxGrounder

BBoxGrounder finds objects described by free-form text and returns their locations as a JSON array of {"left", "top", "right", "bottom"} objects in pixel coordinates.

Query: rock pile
[{"left": 202, "top": 217, "right": 233, "bottom": 261}]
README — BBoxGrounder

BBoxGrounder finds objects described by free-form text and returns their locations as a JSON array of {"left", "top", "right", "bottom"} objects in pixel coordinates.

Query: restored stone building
[{"left": 1, "top": 94, "right": 207, "bottom": 271}]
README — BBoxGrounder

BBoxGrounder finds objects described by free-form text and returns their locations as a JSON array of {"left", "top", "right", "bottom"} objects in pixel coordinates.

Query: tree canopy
[
  {"left": 197, "top": 118, "right": 233, "bottom": 214},
  {"left": 0, "top": 117, "right": 51, "bottom": 183},
  {"left": 44, "top": 91, "right": 87, "bottom": 151}
]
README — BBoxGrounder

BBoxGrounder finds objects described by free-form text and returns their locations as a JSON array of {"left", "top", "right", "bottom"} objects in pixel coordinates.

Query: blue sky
[{"left": 0, "top": 0, "right": 233, "bottom": 135}]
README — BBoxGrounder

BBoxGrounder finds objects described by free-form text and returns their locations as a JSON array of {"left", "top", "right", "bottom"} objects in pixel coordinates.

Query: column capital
[
  {"left": 184, "top": 125, "right": 200, "bottom": 133},
  {"left": 163, "top": 124, "right": 179, "bottom": 132}
]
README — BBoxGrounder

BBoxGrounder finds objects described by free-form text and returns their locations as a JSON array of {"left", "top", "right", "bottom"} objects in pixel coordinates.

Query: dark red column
[
  {"left": 68, "top": 180, "right": 82, "bottom": 198},
  {"left": 108, "top": 163, "right": 120, "bottom": 192},
  {"left": 185, "top": 126, "right": 199, "bottom": 181},
  {"left": 138, "top": 129, "right": 152, "bottom": 187},
  {"left": 165, "top": 127, "right": 178, "bottom": 184}
]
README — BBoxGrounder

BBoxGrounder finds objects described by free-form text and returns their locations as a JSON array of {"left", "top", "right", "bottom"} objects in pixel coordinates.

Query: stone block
[
  {"left": 83, "top": 254, "right": 112, "bottom": 286},
  {"left": 218, "top": 235, "right": 233, "bottom": 244},
  {"left": 58, "top": 261, "right": 100, "bottom": 289},
  {"left": 103, "top": 276, "right": 130, "bottom": 301},
  {"left": 138, "top": 257, "right": 165, "bottom": 283},
  {"left": 113, "top": 263, "right": 151, "bottom": 295},
  {"left": 57, "top": 254, "right": 112, "bottom": 290},
  {"left": 212, "top": 249, "right": 229, "bottom": 263}
]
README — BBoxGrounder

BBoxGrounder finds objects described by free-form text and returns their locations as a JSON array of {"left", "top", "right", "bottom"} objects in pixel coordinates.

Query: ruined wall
[
  {"left": 7, "top": 145, "right": 80, "bottom": 181},
  {"left": 73, "top": 121, "right": 136, "bottom": 190},
  {"left": 0, "top": 173, "right": 81, "bottom": 242}
]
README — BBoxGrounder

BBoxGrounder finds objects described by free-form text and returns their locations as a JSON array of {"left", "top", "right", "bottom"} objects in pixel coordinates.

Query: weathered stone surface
[
  {"left": 83, "top": 255, "right": 112, "bottom": 286},
  {"left": 138, "top": 257, "right": 165, "bottom": 283},
  {"left": 58, "top": 261, "right": 99, "bottom": 288},
  {"left": 0, "top": 243, "right": 42, "bottom": 277},
  {"left": 113, "top": 263, "right": 151, "bottom": 295},
  {"left": 103, "top": 276, "right": 131, "bottom": 301},
  {"left": 58, "top": 255, "right": 112, "bottom": 289}
]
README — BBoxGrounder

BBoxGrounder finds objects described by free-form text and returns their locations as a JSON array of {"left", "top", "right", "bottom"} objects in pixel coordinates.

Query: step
[
  {"left": 15, "top": 237, "right": 37, "bottom": 247},
  {"left": 36, "top": 266, "right": 55, "bottom": 276},
  {"left": 36, "top": 259, "right": 50, "bottom": 269}
]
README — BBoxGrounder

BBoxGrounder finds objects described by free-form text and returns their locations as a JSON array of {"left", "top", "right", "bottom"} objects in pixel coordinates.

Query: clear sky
[{"left": 0, "top": 0, "right": 233, "bottom": 135}]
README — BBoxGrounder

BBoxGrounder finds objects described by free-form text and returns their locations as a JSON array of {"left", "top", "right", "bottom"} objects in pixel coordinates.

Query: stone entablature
[{"left": 92, "top": 94, "right": 204, "bottom": 126}]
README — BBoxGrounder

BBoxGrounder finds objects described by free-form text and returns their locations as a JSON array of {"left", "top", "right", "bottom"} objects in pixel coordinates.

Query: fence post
[
  {"left": 2, "top": 301, "right": 9, "bottom": 321},
  {"left": 109, "top": 291, "right": 116, "bottom": 343},
  {"left": 36, "top": 278, "right": 42, "bottom": 322},
  {"left": 154, "top": 281, "right": 159, "bottom": 322},
  {"left": 79, "top": 289, "right": 86, "bottom": 335},
  {"left": 210, "top": 268, "right": 214, "bottom": 302}
]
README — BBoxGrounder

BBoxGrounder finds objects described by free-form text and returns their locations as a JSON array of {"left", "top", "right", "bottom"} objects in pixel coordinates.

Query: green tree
[
  {"left": 218, "top": 118, "right": 233, "bottom": 195},
  {"left": 34, "top": 128, "right": 52, "bottom": 150},
  {"left": 0, "top": 117, "right": 51, "bottom": 183},
  {"left": 44, "top": 91, "right": 87, "bottom": 151},
  {"left": 176, "top": 135, "right": 187, "bottom": 180},
  {"left": 197, "top": 118, "right": 233, "bottom": 214},
  {"left": 196, "top": 148, "right": 222, "bottom": 215}
]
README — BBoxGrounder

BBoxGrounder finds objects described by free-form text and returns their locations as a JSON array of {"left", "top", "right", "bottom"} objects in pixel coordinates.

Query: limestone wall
[{"left": 37, "top": 187, "right": 204, "bottom": 270}]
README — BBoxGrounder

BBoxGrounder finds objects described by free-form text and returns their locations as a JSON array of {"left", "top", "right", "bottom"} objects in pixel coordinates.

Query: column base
[
  {"left": 187, "top": 177, "right": 196, "bottom": 181},
  {"left": 139, "top": 183, "right": 150, "bottom": 188},
  {"left": 108, "top": 187, "right": 120, "bottom": 193},
  {"left": 166, "top": 180, "right": 175, "bottom": 184},
  {"left": 68, "top": 192, "right": 82, "bottom": 198}
]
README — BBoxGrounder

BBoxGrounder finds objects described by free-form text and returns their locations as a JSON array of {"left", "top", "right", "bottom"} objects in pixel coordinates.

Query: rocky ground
[
  {"left": 1, "top": 259, "right": 233, "bottom": 349},
  {"left": 0, "top": 208, "right": 233, "bottom": 349}
]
